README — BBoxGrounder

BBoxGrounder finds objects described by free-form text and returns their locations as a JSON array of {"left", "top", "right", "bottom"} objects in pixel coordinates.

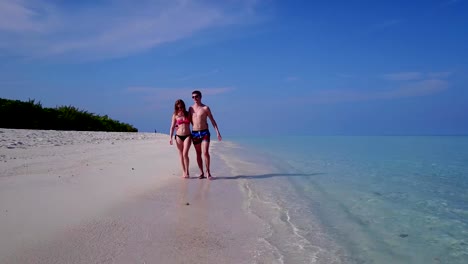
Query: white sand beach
[{"left": 0, "top": 128, "right": 264, "bottom": 264}]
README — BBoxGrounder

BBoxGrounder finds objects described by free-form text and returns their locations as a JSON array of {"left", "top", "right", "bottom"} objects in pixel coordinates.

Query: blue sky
[{"left": 1, "top": 0, "right": 467, "bottom": 136}]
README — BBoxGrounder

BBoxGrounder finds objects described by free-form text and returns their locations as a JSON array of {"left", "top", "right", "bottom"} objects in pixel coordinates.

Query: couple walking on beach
[{"left": 169, "top": 90, "right": 222, "bottom": 180}]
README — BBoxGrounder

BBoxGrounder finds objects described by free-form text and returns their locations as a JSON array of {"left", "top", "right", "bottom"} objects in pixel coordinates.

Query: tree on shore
[{"left": 0, "top": 98, "right": 137, "bottom": 132}]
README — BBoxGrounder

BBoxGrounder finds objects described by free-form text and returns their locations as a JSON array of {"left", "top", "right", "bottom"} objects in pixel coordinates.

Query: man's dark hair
[{"left": 192, "top": 90, "right": 202, "bottom": 98}]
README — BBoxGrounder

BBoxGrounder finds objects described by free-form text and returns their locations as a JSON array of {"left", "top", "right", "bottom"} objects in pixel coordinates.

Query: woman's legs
[
  {"left": 182, "top": 138, "right": 191, "bottom": 178},
  {"left": 175, "top": 137, "right": 186, "bottom": 177}
]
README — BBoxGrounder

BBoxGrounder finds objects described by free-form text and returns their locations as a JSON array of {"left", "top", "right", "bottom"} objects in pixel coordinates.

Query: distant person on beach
[
  {"left": 189, "top": 90, "right": 222, "bottom": 179},
  {"left": 169, "top": 99, "right": 192, "bottom": 178}
]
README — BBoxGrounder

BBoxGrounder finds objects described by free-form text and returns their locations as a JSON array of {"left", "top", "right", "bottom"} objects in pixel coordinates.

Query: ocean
[{"left": 213, "top": 136, "right": 468, "bottom": 264}]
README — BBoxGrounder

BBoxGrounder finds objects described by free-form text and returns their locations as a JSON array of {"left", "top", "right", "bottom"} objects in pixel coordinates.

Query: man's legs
[
  {"left": 201, "top": 140, "right": 211, "bottom": 178},
  {"left": 193, "top": 143, "right": 204, "bottom": 178}
]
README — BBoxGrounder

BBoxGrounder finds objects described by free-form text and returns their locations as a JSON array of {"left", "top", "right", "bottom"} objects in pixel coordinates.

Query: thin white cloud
[
  {"left": 285, "top": 76, "right": 299, "bottom": 82},
  {"left": 379, "top": 79, "right": 448, "bottom": 98},
  {"left": 126, "top": 86, "right": 234, "bottom": 109},
  {"left": 446, "top": 0, "right": 461, "bottom": 5},
  {"left": 337, "top": 73, "right": 356, "bottom": 78},
  {"left": 376, "top": 19, "right": 401, "bottom": 28},
  {"left": 382, "top": 71, "right": 453, "bottom": 81},
  {"left": 370, "top": 19, "right": 402, "bottom": 32},
  {"left": 123, "top": 86, "right": 234, "bottom": 112},
  {"left": 382, "top": 72, "right": 423, "bottom": 81},
  {"left": 177, "top": 69, "right": 220, "bottom": 81},
  {"left": 0, "top": 0, "right": 57, "bottom": 33},
  {"left": 200, "top": 87, "right": 234, "bottom": 95},
  {"left": 0, "top": 0, "right": 261, "bottom": 61},
  {"left": 427, "top": 71, "right": 452, "bottom": 79},
  {"left": 288, "top": 79, "right": 449, "bottom": 105}
]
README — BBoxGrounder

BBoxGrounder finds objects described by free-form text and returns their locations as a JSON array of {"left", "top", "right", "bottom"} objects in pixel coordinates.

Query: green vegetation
[{"left": 0, "top": 98, "right": 137, "bottom": 132}]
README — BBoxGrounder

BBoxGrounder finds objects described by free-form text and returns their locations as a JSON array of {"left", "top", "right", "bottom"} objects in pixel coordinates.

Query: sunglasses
[{"left": 192, "top": 95, "right": 199, "bottom": 99}]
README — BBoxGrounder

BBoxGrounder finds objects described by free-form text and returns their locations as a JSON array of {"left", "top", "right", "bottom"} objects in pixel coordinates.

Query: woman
[{"left": 169, "top": 99, "right": 192, "bottom": 178}]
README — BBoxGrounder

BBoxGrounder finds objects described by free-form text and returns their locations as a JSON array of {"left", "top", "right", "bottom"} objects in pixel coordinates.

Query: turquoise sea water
[{"left": 214, "top": 136, "right": 468, "bottom": 264}]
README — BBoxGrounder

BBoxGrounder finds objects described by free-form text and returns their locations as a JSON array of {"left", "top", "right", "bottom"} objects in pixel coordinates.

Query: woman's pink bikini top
[{"left": 176, "top": 118, "right": 190, "bottom": 125}]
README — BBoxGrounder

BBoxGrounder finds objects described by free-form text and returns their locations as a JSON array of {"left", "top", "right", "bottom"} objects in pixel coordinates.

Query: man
[{"left": 189, "top": 90, "right": 222, "bottom": 179}]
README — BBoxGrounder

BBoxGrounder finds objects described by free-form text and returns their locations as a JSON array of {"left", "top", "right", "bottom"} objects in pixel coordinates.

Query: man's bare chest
[{"left": 192, "top": 107, "right": 208, "bottom": 118}]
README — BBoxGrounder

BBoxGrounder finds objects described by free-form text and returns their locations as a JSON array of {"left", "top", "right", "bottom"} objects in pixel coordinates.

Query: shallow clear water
[{"left": 216, "top": 136, "right": 468, "bottom": 264}]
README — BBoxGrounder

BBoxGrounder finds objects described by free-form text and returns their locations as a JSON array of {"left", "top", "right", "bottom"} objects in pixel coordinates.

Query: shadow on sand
[{"left": 212, "top": 173, "right": 324, "bottom": 180}]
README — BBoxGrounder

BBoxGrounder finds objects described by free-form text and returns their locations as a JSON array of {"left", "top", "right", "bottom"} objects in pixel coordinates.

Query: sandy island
[{"left": 0, "top": 128, "right": 265, "bottom": 264}]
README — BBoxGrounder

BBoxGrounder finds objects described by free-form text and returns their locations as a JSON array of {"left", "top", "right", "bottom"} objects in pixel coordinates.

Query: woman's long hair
[{"left": 173, "top": 99, "right": 188, "bottom": 117}]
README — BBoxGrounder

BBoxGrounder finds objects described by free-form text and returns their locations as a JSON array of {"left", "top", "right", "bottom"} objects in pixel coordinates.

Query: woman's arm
[{"left": 169, "top": 114, "right": 176, "bottom": 145}]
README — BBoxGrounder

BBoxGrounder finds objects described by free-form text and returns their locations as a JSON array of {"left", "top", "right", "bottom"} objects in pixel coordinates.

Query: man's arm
[
  {"left": 188, "top": 106, "right": 194, "bottom": 125},
  {"left": 207, "top": 106, "right": 222, "bottom": 141}
]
